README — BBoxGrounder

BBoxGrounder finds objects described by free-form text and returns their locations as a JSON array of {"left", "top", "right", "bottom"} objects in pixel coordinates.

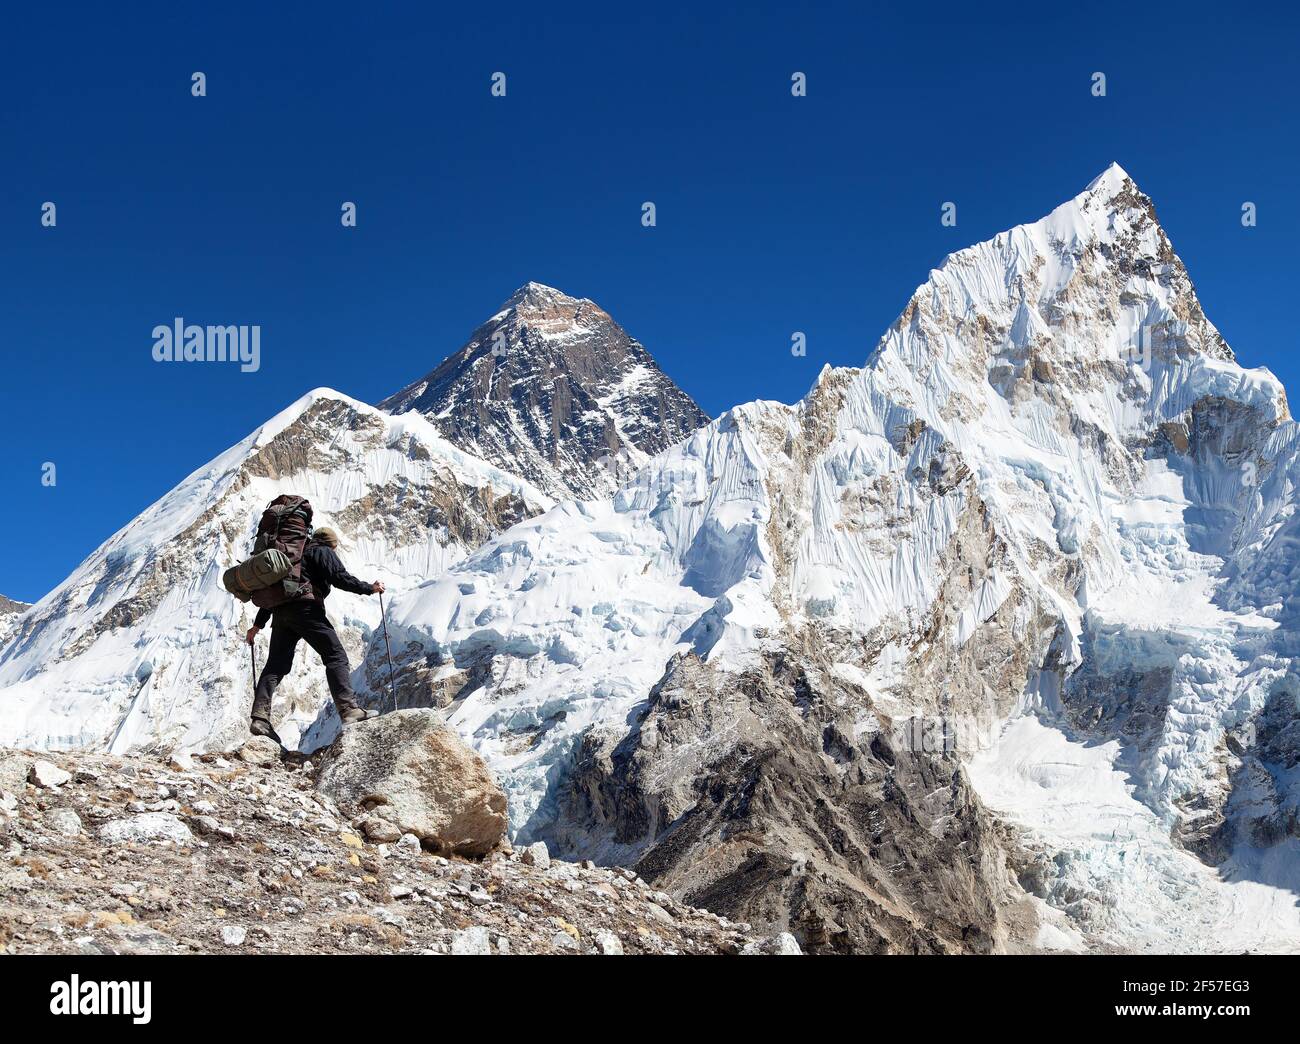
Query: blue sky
[{"left": 1, "top": 2, "right": 1297, "bottom": 601}]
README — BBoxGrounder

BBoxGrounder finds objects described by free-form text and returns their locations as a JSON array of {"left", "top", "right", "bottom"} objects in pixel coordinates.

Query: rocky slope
[
  {"left": 379, "top": 282, "right": 710, "bottom": 500},
  {"left": 357, "top": 165, "right": 1300, "bottom": 953},
  {"left": 0, "top": 739, "right": 781, "bottom": 955},
  {"left": 0, "top": 391, "right": 551, "bottom": 754},
  {"left": 556, "top": 650, "right": 1043, "bottom": 954}
]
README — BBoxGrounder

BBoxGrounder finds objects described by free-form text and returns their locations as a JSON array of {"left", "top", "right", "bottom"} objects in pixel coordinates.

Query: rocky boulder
[
  {"left": 99, "top": 812, "right": 194, "bottom": 846},
  {"left": 312, "top": 709, "right": 507, "bottom": 857},
  {"left": 28, "top": 759, "right": 71, "bottom": 789}
]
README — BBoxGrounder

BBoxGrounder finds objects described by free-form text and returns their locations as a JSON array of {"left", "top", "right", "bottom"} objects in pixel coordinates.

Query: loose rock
[
  {"left": 594, "top": 930, "right": 623, "bottom": 955},
  {"left": 239, "top": 737, "right": 282, "bottom": 767},
  {"left": 99, "top": 812, "right": 194, "bottom": 846},
  {"left": 47, "top": 807, "right": 83, "bottom": 837},
  {"left": 521, "top": 841, "right": 550, "bottom": 869},
  {"left": 741, "top": 932, "right": 803, "bottom": 955},
  {"left": 0, "top": 753, "right": 30, "bottom": 793},
  {"left": 359, "top": 815, "right": 402, "bottom": 843},
  {"left": 29, "top": 760, "right": 72, "bottom": 789},
  {"left": 450, "top": 925, "right": 492, "bottom": 955},
  {"left": 0, "top": 742, "right": 765, "bottom": 956}
]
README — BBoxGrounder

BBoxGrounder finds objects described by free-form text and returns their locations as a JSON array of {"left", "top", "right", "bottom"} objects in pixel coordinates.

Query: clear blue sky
[{"left": 2, "top": 2, "right": 1297, "bottom": 602}]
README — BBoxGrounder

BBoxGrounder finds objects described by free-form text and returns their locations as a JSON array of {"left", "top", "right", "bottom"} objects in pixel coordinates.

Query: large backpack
[{"left": 222, "top": 495, "right": 315, "bottom": 608}]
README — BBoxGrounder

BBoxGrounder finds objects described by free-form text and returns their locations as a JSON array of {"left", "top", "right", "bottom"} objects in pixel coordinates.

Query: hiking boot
[
  {"left": 249, "top": 717, "right": 283, "bottom": 745},
  {"left": 339, "top": 706, "right": 378, "bottom": 725}
]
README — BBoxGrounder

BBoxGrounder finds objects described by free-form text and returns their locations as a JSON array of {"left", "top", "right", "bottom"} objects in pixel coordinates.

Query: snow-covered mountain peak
[
  {"left": 1084, "top": 159, "right": 1132, "bottom": 191},
  {"left": 870, "top": 165, "right": 1251, "bottom": 440},
  {"left": 379, "top": 284, "right": 710, "bottom": 500}
]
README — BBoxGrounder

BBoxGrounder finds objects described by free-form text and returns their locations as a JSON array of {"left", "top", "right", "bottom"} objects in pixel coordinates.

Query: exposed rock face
[
  {"left": 0, "top": 391, "right": 549, "bottom": 754},
  {"left": 379, "top": 282, "right": 710, "bottom": 500},
  {"left": 313, "top": 710, "right": 508, "bottom": 857},
  {"left": 555, "top": 649, "right": 1030, "bottom": 955},
  {"left": 0, "top": 595, "right": 28, "bottom": 648}
]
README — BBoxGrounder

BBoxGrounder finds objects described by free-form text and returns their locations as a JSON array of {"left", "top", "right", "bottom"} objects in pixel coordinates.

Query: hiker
[{"left": 244, "top": 526, "right": 385, "bottom": 741}]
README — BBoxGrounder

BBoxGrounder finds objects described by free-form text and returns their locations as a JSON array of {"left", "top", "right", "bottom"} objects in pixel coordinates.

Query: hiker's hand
[
  {"left": 245, "top": 626, "right": 260, "bottom": 646},
  {"left": 371, "top": 581, "right": 385, "bottom": 594}
]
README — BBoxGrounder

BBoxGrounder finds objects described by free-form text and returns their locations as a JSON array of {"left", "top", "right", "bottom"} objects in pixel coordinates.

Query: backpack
[{"left": 221, "top": 495, "right": 315, "bottom": 608}]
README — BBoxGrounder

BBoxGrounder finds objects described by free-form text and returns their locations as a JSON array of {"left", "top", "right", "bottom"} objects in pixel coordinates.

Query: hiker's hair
[{"left": 312, "top": 526, "right": 341, "bottom": 548}]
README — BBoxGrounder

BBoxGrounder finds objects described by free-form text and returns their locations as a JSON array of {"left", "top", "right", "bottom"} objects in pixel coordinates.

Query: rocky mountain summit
[
  {"left": 0, "top": 711, "right": 784, "bottom": 955},
  {"left": 379, "top": 282, "right": 710, "bottom": 500}
]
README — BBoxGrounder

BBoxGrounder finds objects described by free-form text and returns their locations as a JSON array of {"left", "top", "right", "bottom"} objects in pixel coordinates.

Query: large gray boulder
[{"left": 313, "top": 709, "right": 507, "bottom": 857}]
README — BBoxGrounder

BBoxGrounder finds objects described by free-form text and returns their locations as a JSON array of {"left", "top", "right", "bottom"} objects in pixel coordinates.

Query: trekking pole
[
  {"left": 378, "top": 590, "right": 399, "bottom": 713},
  {"left": 249, "top": 639, "right": 258, "bottom": 702}
]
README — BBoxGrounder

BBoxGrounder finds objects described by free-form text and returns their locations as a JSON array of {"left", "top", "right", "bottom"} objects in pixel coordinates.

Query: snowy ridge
[{"left": 0, "top": 389, "right": 550, "bottom": 754}]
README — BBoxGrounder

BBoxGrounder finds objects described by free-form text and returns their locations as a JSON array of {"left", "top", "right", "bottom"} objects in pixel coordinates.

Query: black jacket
[{"left": 254, "top": 541, "right": 371, "bottom": 627}]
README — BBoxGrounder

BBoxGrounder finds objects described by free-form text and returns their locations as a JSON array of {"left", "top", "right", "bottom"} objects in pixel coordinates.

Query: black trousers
[{"left": 252, "top": 602, "right": 358, "bottom": 720}]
